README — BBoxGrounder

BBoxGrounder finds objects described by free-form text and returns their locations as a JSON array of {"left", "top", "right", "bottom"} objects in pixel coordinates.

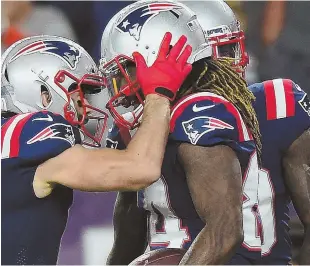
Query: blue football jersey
[
  {"left": 135, "top": 92, "right": 260, "bottom": 255},
  {"left": 108, "top": 84, "right": 309, "bottom": 264},
  {"left": 244, "top": 79, "right": 310, "bottom": 264},
  {"left": 1, "top": 111, "right": 81, "bottom": 265}
]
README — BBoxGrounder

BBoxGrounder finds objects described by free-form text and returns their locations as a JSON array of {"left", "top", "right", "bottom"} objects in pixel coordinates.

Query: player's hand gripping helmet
[
  {"left": 185, "top": 0, "right": 249, "bottom": 76},
  {"left": 1, "top": 35, "right": 108, "bottom": 147},
  {"left": 100, "top": 0, "right": 212, "bottom": 129}
]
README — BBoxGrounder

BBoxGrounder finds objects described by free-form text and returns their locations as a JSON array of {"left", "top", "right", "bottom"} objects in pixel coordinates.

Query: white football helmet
[
  {"left": 100, "top": 0, "right": 212, "bottom": 129},
  {"left": 184, "top": 0, "right": 249, "bottom": 76},
  {"left": 1, "top": 35, "right": 108, "bottom": 147}
]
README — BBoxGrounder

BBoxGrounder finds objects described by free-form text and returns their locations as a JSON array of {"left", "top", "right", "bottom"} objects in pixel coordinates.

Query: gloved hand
[{"left": 132, "top": 32, "right": 192, "bottom": 102}]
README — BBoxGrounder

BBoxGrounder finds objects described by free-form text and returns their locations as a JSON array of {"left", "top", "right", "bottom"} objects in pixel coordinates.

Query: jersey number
[
  {"left": 145, "top": 178, "right": 190, "bottom": 248},
  {"left": 242, "top": 153, "right": 276, "bottom": 255}
]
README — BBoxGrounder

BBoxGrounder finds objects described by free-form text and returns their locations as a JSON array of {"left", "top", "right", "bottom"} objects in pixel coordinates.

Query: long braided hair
[{"left": 177, "top": 57, "right": 262, "bottom": 159}]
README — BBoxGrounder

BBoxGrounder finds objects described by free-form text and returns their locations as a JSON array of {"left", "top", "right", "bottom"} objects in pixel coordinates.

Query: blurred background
[{"left": 1, "top": 0, "right": 308, "bottom": 264}]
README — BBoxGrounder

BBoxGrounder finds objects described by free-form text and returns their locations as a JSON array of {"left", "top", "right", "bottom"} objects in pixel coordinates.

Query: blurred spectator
[
  {"left": 40, "top": 1, "right": 97, "bottom": 58},
  {"left": 244, "top": 1, "right": 310, "bottom": 94},
  {"left": 1, "top": 1, "right": 76, "bottom": 53}
]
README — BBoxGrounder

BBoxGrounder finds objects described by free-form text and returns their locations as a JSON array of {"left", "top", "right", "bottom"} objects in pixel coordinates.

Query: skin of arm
[
  {"left": 106, "top": 191, "right": 148, "bottom": 265},
  {"left": 283, "top": 128, "right": 310, "bottom": 265},
  {"left": 178, "top": 143, "right": 244, "bottom": 265},
  {"left": 33, "top": 94, "right": 170, "bottom": 197}
]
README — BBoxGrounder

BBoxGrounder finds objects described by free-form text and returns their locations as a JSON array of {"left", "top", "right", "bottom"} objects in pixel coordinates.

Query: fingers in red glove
[
  {"left": 132, "top": 51, "right": 147, "bottom": 75},
  {"left": 157, "top": 32, "right": 172, "bottom": 61},
  {"left": 177, "top": 44, "right": 192, "bottom": 68},
  {"left": 167, "top": 35, "right": 187, "bottom": 62},
  {"left": 182, "top": 63, "right": 193, "bottom": 77}
]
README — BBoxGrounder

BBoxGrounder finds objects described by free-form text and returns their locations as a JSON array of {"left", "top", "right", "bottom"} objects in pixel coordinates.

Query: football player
[
  {"left": 100, "top": 0, "right": 261, "bottom": 264},
  {"left": 185, "top": 1, "right": 310, "bottom": 264},
  {"left": 107, "top": 1, "right": 310, "bottom": 265},
  {"left": 1, "top": 34, "right": 192, "bottom": 264}
]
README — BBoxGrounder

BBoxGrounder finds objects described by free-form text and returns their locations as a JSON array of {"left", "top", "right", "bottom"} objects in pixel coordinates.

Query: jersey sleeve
[
  {"left": 261, "top": 79, "right": 310, "bottom": 150},
  {"left": 1, "top": 111, "right": 81, "bottom": 161},
  {"left": 170, "top": 92, "right": 254, "bottom": 152}
]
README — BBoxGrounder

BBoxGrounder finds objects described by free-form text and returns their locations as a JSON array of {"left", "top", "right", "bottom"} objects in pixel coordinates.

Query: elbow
[
  {"left": 134, "top": 164, "right": 161, "bottom": 190},
  {"left": 123, "top": 157, "right": 161, "bottom": 191}
]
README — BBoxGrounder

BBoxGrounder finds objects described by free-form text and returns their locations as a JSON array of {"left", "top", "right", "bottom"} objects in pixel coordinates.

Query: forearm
[
  {"left": 37, "top": 95, "right": 170, "bottom": 193},
  {"left": 127, "top": 94, "right": 170, "bottom": 172},
  {"left": 178, "top": 145, "right": 243, "bottom": 265},
  {"left": 180, "top": 223, "right": 243, "bottom": 265}
]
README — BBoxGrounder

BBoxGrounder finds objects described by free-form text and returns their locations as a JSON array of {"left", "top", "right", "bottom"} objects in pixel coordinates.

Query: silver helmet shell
[
  {"left": 1, "top": 35, "right": 108, "bottom": 147},
  {"left": 184, "top": 0, "right": 249, "bottom": 75},
  {"left": 100, "top": 0, "right": 212, "bottom": 67},
  {"left": 2, "top": 35, "right": 97, "bottom": 114}
]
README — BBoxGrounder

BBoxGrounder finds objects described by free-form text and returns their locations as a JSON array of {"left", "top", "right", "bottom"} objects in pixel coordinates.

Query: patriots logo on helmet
[
  {"left": 116, "top": 3, "right": 182, "bottom": 41},
  {"left": 298, "top": 93, "right": 310, "bottom": 116},
  {"left": 182, "top": 116, "right": 234, "bottom": 145},
  {"left": 27, "top": 123, "right": 75, "bottom": 146},
  {"left": 9, "top": 40, "right": 81, "bottom": 69}
]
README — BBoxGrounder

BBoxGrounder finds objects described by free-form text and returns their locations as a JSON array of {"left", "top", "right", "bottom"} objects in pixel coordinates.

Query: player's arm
[
  {"left": 34, "top": 94, "right": 169, "bottom": 196},
  {"left": 178, "top": 143, "right": 243, "bottom": 265},
  {"left": 107, "top": 191, "right": 148, "bottom": 265},
  {"left": 34, "top": 32, "right": 193, "bottom": 196},
  {"left": 283, "top": 128, "right": 310, "bottom": 265}
]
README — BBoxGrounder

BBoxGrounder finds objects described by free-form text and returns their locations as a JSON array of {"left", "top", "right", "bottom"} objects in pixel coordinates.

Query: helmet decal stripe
[{"left": 9, "top": 40, "right": 81, "bottom": 69}]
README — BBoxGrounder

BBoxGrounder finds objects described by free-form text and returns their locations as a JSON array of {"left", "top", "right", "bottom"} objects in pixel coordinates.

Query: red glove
[{"left": 132, "top": 32, "right": 192, "bottom": 102}]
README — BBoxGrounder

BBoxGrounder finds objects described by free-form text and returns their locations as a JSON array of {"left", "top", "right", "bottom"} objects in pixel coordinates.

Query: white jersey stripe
[
  {"left": 272, "top": 79, "right": 287, "bottom": 119},
  {"left": 2, "top": 113, "right": 30, "bottom": 159}
]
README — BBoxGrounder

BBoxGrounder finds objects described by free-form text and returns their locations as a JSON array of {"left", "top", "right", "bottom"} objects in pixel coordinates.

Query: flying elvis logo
[
  {"left": 9, "top": 40, "right": 81, "bottom": 69},
  {"left": 182, "top": 116, "right": 234, "bottom": 145},
  {"left": 27, "top": 123, "right": 76, "bottom": 146},
  {"left": 116, "top": 3, "right": 182, "bottom": 41},
  {"left": 298, "top": 94, "right": 310, "bottom": 116}
]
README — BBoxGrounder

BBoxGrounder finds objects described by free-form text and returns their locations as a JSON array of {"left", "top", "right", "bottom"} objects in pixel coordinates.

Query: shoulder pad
[
  {"left": 1, "top": 111, "right": 81, "bottom": 159},
  {"left": 260, "top": 78, "right": 309, "bottom": 120},
  {"left": 170, "top": 92, "right": 252, "bottom": 146}
]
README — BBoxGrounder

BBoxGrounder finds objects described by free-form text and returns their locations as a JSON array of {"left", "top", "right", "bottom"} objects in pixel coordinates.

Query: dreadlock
[{"left": 177, "top": 57, "right": 262, "bottom": 160}]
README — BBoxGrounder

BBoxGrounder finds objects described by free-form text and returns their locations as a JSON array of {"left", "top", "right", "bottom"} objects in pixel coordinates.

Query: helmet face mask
[
  {"left": 2, "top": 35, "right": 109, "bottom": 147},
  {"left": 54, "top": 70, "right": 108, "bottom": 147},
  {"left": 102, "top": 55, "right": 143, "bottom": 129},
  {"left": 184, "top": 1, "right": 249, "bottom": 77},
  {"left": 207, "top": 28, "right": 249, "bottom": 76}
]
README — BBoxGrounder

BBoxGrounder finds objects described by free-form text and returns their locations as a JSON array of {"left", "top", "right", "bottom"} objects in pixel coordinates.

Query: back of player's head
[{"left": 1, "top": 35, "right": 108, "bottom": 147}]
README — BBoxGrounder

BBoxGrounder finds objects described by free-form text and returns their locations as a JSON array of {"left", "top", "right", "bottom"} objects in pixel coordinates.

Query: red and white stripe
[
  {"left": 263, "top": 79, "right": 295, "bottom": 120},
  {"left": 170, "top": 92, "right": 252, "bottom": 142},
  {"left": 9, "top": 41, "right": 45, "bottom": 63},
  {"left": 1, "top": 113, "right": 33, "bottom": 159}
]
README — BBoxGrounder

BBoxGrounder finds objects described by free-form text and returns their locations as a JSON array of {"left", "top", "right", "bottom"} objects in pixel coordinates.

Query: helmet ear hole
[
  {"left": 4, "top": 69, "right": 9, "bottom": 82},
  {"left": 40, "top": 85, "right": 52, "bottom": 106}
]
